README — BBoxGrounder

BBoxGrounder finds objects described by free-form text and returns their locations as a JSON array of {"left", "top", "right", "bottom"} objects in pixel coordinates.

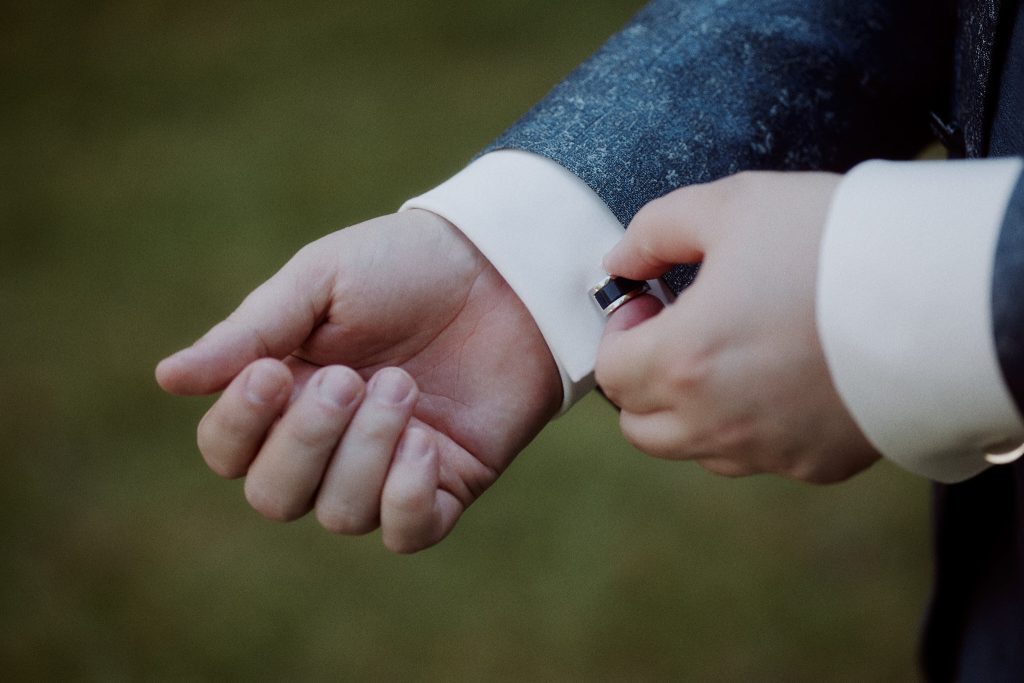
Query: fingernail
[
  {"left": 370, "top": 368, "right": 414, "bottom": 405},
  {"left": 318, "top": 367, "right": 361, "bottom": 409},
  {"left": 246, "top": 366, "right": 280, "bottom": 404}
]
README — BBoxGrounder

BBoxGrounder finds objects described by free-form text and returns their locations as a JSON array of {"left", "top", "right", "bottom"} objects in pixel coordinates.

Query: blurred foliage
[{"left": 1, "top": 1, "right": 932, "bottom": 680}]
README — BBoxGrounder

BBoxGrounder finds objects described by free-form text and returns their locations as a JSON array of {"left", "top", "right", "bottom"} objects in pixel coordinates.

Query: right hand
[
  {"left": 597, "top": 172, "right": 878, "bottom": 483},
  {"left": 155, "top": 210, "right": 562, "bottom": 552}
]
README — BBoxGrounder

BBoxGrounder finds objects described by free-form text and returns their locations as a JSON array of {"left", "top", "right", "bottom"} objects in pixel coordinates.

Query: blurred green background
[{"left": 1, "top": 2, "right": 932, "bottom": 680}]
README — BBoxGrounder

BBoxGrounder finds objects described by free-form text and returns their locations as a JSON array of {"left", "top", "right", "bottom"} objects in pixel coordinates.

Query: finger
[
  {"left": 196, "top": 358, "right": 293, "bottom": 479},
  {"left": 280, "top": 354, "right": 324, "bottom": 399},
  {"left": 242, "top": 365, "right": 365, "bottom": 522},
  {"left": 380, "top": 425, "right": 463, "bottom": 554},
  {"left": 602, "top": 192, "right": 708, "bottom": 280},
  {"left": 596, "top": 298, "right": 677, "bottom": 413},
  {"left": 315, "top": 367, "right": 418, "bottom": 535},
  {"left": 604, "top": 293, "right": 664, "bottom": 335},
  {"left": 595, "top": 294, "right": 665, "bottom": 410},
  {"left": 618, "top": 409, "right": 698, "bottom": 460},
  {"left": 156, "top": 252, "right": 331, "bottom": 396},
  {"left": 697, "top": 458, "right": 760, "bottom": 479},
  {"left": 604, "top": 174, "right": 755, "bottom": 279}
]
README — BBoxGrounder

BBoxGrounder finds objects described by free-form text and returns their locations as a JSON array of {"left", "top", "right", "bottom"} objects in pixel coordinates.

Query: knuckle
[
  {"left": 703, "top": 171, "right": 754, "bottom": 218},
  {"left": 785, "top": 458, "right": 857, "bottom": 486},
  {"left": 620, "top": 426, "right": 651, "bottom": 455},
  {"left": 599, "top": 384, "right": 621, "bottom": 409},
  {"left": 617, "top": 413, "right": 644, "bottom": 448},
  {"left": 196, "top": 422, "right": 231, "bottom": 458},
  {"left": 289, "top": 382, "right": 361, "bottom": 442},
  {"left": 667, "top": 348, "right": 713, "bottom": 391},
  {"left": 196, "top": 423, "right": 248, "bottom": 480},
  {"left": 195, "top": 420, "right": 214, "bottom": 457},
  {"left": 382, "top": 531, "right": 429, "bottom": 555},
  {"left": 619, "top": 415, "right": 685, "bottom": 460},
  {"left": 280, "top": 420, "right": 334, "bottom": 451},
  {"left": 713, "top": 418, "right": 758, "bottom": 453},
  {"left": 384, "top": 486, "right": 428, "bottom": 516},
  {"left": 352, "top": 419, "right": 400, "bottom": 446},
  {"left": 244, "top": 481, "right": 305, "bottom": 522},
  {"left": 195, "top": 413, "right": 218, "bottom": 451},
  {"left": 594, "top": 354, "right": 620, "bottom": 398},
  {"left": 202, "top": 451, "right": 247, "bottom": 480},
  {"left": 699, "top": 459, "right": 754, "bottom": 479},
  {"left": 315, "top": 503, "right": 377, "bottom": 536},
  {"left": 799, "top": 469, "right": 844, "bottom": 485}
]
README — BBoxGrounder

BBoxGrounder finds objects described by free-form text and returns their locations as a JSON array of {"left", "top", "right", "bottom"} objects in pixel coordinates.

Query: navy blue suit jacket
[{"left": 486, "top": 0, "right": 1024, "bottom": 678}]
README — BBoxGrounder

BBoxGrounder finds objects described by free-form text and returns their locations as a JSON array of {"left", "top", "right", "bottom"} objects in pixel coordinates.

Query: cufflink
[
  {"left": 984, "top": 439, "right": 1024, "bottom": 466},
  {"left": 590, "top": 275, "right": 650, "bottom": 316}
]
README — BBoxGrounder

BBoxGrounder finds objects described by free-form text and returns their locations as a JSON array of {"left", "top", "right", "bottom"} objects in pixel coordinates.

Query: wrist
[{"left": 404, "top": 208, "right": 564, "bottom": 415}]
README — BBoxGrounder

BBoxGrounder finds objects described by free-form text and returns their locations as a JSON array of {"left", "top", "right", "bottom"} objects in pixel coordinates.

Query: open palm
[{"left": 156, "top": 210, "right": 561, "bottom": 552}]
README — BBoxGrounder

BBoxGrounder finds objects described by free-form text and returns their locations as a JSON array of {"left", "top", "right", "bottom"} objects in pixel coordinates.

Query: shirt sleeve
[
  {"left": 401, "top": 149, "right": 672, "bottom": 414},
  {"left": 402, "top": 0, "right": 952, "bottom": 415},
  {"left": 817, "top": 158, "right": 1024, "bottom": 483}
]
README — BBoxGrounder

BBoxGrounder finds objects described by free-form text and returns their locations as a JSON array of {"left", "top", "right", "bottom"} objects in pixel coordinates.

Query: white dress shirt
[{"left": 403, "top": 150, "right": 1024, "bottom": 483}]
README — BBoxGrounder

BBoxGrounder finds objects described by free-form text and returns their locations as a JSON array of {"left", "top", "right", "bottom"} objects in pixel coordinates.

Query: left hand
[
  {"left": 156, "top": 210, "right": 561, "bottom": 552},
  {"left": 596, "top": 171, "right": 880, "bottom": 483}
]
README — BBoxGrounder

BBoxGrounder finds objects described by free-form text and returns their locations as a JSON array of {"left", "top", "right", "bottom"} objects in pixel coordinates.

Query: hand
[
  {"left": 596, "top": 172, "right": 880, "bottom": 483},
  {"left": 156, "top": 210, "right": 561, "bottom": 551}
]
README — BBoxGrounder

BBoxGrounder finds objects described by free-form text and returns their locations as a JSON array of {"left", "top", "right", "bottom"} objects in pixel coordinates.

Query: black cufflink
[{"left": 590, "top": 275, "right": 650, "bottom": 316}]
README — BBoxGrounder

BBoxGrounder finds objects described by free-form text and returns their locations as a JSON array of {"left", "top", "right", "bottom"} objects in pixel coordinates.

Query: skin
[
  {"left": 596, "top": 171, "right": 881, "bottom": 483},
  {"left": 157, "top": 170, "right": 879, "bottom": 556},
  {"left": 155, "top": 209, "right": 561, "bottom": 553}
]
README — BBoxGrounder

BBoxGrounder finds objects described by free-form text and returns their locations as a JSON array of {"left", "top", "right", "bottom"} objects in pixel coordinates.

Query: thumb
[
  {"left": 603, "top": 186, "right": 710, "bottom": 280},
  {"left": 156, "top": 256, "right": 330, "bottom": 396}
]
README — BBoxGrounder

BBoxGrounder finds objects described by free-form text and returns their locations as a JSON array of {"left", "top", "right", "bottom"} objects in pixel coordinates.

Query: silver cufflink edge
[{"left": 590, "top": 275, "right": 651, "bottom": 317}]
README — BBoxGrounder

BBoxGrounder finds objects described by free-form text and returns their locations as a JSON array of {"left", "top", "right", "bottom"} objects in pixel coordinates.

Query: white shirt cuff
[
  {"left": 401, "top": 150, "right": 669, "bottom": 414},
  {"left": 817, "top": 158, "right": 1024, "bottom": 483}
]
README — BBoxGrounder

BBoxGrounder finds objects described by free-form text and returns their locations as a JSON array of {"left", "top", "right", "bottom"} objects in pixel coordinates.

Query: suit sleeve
[
  {"left": 818, "top": 159, "right": 1024, "bottom": 483},
  {"left": 486, "top": 0, "right": 951, "bottom": 251},
  {"left": 405, "top": 0, "right": 954, "bottom": 410}
]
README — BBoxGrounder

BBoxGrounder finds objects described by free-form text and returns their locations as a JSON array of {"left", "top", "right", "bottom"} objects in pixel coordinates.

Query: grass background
[{"left": 2, "top": 2, "right": 932, "bottom": 680}]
